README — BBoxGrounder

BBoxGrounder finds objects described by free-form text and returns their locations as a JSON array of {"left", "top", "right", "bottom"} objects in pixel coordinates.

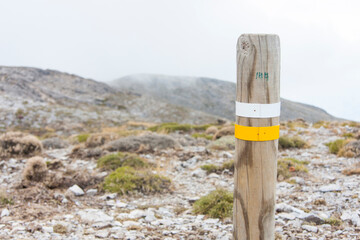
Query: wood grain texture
[{"left": 234, "top": 34, "right": 280, "bottom": 240}]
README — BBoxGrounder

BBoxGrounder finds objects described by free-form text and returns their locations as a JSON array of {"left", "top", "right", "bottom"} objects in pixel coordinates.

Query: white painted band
[{"left": 236, "top": 102, "right": 281, "bottom": 118}]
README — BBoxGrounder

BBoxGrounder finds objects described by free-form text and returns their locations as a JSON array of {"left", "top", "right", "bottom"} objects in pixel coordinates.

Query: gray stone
[
  {"left": 341, "top": 210, "right": 360, "bottom": 226},
  {"left": 86, "top": 189, "right": 98, "bottom": 196},
  {"left": 191, "top": 168, "right": 206, "bottom": 178},
  {"left": 1, "top": 209, "right": 10, "bottom": 218},
  {"left": 129, "top": 209, "right": 146, "bottom": 219},
  {"left": 68, "top": 185, "right": 84, "bottom": 196},
  {"left": 144, "top": 210, "right": 157, "bottom": 222},
  {"left": 302, "top": 225, "right": 318, "bottom": 233},
  {"left": 95, "top": 230, "right": 109, "bottom": 238},
  {"left": 304, "top": 214, "right": 325, "bottom": 225},
  {"left": 77, "top": 209, "right": 113, "bottom": 223},
  {"left": 319, "top": 184, "right": 342, "bottom": 192},
  {"left": 157, "top": 207, "right": 175, "bottom": 218},
  {"left": 278, "top": 212, "right": 296, "bottom": 220}
]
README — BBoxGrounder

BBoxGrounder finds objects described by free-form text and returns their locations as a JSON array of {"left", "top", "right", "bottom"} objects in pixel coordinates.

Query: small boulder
[{"left": 42, "top": 137, "right": 68, "bottom": 149}]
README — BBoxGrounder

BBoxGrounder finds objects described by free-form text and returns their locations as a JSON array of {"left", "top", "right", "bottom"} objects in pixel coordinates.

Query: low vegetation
[
  {"left": 148, "top": 122, "right": 211, "bottom": 133},
  {"left": 22, "top": 157, "right": 48, "bottom": 182},
  {"left": 0, "top": 189, "right": 13, "bottom": 206},
  {"left": 0, "top": 132, "right": 43, "bottom": 158},
  {"left": 193, "top": 188, "right": 233, "bottom": 219},
  {"left": 324, "top": 217, "right": 342, "bottom": 226},
  {"left": 207, "top": 136, "right": 235, "bottom": 151},
  {"left": 97, "top": 152, "right": 149, "bottom": 171},
  {"left": 278, "top": 135, "right": 308, "bottom": 150},
  {"left": 277, "top": 158, "right": 309, "bottom": 181},
  {"left": 102, "top": 166, "right": 171, "bottom": 195},
  {"left": 191, "top": 133, "right": 213, "bottom": 140},
  {"left": 325, "top": 139, "right": 347, "bottom": 155},
  {"left": 76, "top": 133, "right": 90, "bottom": 143},
  {"left": 201, "top": 160, "right": 234, "bottom": 174}
]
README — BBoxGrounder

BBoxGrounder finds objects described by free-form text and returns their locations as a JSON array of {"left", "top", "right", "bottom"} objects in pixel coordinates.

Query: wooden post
[{"left": 233, "top": 34, "right": 280, "bottom": 240}]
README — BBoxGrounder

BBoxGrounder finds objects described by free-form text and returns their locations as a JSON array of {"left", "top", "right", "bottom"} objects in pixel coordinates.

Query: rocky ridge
[{"left": 111, "top": 74, "right": 340, "bottom": 122}]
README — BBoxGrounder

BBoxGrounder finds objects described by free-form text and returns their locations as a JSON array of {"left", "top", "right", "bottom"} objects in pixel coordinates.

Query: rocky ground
[{"left": 1, "top": 121, "right": 360, "bottom": 240}]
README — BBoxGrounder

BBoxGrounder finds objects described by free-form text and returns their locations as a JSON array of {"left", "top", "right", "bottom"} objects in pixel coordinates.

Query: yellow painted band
[{"left": 234, "top": 124, "right": 280, "bottom": 141}]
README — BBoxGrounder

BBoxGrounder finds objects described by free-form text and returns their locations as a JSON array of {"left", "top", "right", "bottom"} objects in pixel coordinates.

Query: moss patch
[
  {"left": 201, "top": 160, "right": 234, "bottom": 174},
  {"left": 277, "top": 158, "right": 309, "bottom": 181},
  {"left": 97, "top": 152, "right": 149, "bottom": 171},
  {"left": 77, "top": 133, "right": 90, "bottom": 143},
  {"left": 191, "top": 133, "right": 213, "bottom": 140},
  {"left": 102, "top": 166, "right": 171, "bottom": 195},
  {"left": 193, "top": 188, "right": 233, "bottom": 219}
]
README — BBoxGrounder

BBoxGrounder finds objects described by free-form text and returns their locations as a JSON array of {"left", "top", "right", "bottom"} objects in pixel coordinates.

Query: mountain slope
[
  {"left": 111, "top": 74, "right": 339, "bottom": 122},
  {"left": 0, "top": 67, "right": 221, "bottom": 133}
]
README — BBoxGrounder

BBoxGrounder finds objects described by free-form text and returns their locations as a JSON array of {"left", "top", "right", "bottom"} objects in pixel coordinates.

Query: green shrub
[
  {"left": 97, "top": 152, "right": 149, "bottom": 171},
  {"left": 148, "top": 122, "right": 210, "bottom": 133},
  {"left": 191, "top": 133, "right": 213, "bottom": 140},
  {"left": 325, "top": 139, "right": 346, "bottom": 154},
  {"left": 102, "top": 166, "right": 171, "bottom": 195},
  {"left": 77, "top": 133, "right": 90, "bottom": 143},
  {"left": 193, "top": 188, "right": 233, "bottom": 219},
  {"left": 279, "top": 136, "right": 308, "bottom": 150},
  {"left": 201, "top": 160, "right": 234, "bottom": 174},
  {"left": 277, "top": 158, "right": 308, "bottom": 180}
]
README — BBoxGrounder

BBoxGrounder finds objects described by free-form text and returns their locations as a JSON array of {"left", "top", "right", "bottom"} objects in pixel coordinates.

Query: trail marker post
[{"left": 233, "top": 34, "right": 280, "bottom": 240}]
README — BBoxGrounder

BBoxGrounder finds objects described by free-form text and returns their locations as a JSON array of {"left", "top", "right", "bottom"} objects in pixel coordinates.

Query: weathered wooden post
[{"left": 233, "top": 34, "right": 280, "bottom": 240}]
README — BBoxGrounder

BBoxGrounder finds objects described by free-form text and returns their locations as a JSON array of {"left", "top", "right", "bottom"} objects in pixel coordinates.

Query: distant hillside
[
  {"left": 111, "top": 74, "right": 340, "bottom": 123},
  {"left": 0, "top": 67, "right": 221, "bottom": 133}
]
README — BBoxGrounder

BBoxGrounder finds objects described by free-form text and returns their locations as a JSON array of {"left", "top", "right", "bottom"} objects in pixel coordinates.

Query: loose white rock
[
  {"left": 302, "top": 225, "right": 318, "bottom": 233},
  {"left": 1, "top": 209, "right": 10, "bottom": 217},
  {"left": 77, "top": 209, "right": 113, "bottom": 224},
  {"left": 86, "top": 189, "right": 98, "bottom": 196},
  {"left": 68, "top": 185, "right": 84, "bottom": 196},
  {"left": 128, "top": 209, "right": 146, "bottom": 219},
  {"left": 319, "top": 184, "right": 342, "bottom": 192}
]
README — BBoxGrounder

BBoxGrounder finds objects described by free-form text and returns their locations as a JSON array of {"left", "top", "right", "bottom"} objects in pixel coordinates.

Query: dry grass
[
  {"left": 342, "top": 163, "right": 360, "bottom": 176},
  {"left": 0, "top": 132, "right": 43, "bottom": 158},
  {"left": 22, "top": 157, "right": 48, "bottom": 182},
  {"left": 213, "top": 126, "right": 234, "bottom": 140}
]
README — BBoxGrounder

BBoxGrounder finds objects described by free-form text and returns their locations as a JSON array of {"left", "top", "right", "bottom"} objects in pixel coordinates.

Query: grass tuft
[
  {"left": 279, "top": 136, "right": 308, "bottom": 150},
  {"left": 201, "top": 160, "right": 234, "bottom": 174},
  {"left": 97, "top": 152, "right": 149, "bottom": 171},
  {"left": 277, "top": 158, "right": 308, "bottom": 180},
  {"left": 325, "top": 139, "right": 347, "bottom": 155},
  {"left": 102, "top": 166, "right": 171, "bottom": 195},
  {"left": 77, "top": 133, "right": 90, "bottom": 143},
  {"left": 193, "top": 188, "right": 233, "bottom": 219}
]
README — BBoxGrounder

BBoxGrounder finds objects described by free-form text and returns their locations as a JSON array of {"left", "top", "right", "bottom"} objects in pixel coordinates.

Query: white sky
[{"left": 0, "top": 0, "right": 359, "bottom": 121}]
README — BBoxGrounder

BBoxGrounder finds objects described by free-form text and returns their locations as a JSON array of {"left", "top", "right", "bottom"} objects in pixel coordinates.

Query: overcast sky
[{"left": 0, "top": 0, "right": 359, "bottom": 121}]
